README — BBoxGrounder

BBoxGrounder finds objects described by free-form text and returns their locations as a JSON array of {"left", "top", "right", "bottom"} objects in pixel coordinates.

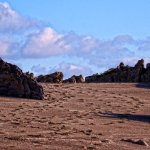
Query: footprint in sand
[
  {"left": 81, "top": 129, "right": 93, "bottom": 136},
  {"left": 87, "top": 145, "right": 96, "bottom": 150},
  {"left": 77, "top": 98, "right": 84, "bottom": 102}
]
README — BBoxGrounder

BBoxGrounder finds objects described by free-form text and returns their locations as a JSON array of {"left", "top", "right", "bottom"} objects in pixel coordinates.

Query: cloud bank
[
  {"left": 22, "top": 27, "right": 71, "bottom": 58},
  {"left": 0, "top": 2, "right": 150, "bottom": 77},
  {"left": 0, "top": 2, "right": 37, "bottom": 33}
]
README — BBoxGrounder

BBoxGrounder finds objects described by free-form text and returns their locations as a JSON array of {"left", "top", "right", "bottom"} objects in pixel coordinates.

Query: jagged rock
[
  {"left": 85, "top": 73, "right": 100, "bottom": 83},
  {"left": 118, "top": 62, "right": 125, "bottom": 71},
  {"left": 141, "top": 63, "right": 150, "bottom": 82},
  {"left": 37, "top": 72, "right": 64, "bottom": 83},
  {"left": 63, "top": 75, "right": 84, "bottom": 83},
  {"left": 73, "top": 75, "right": 85, "bottom": 83},
  {"left": 135, "top": 59, "right": 144, "bottom": 68},
  {"left": 85, "top": 59, "right": 149, "bottom": 83},
  {"left": 0, "top": 59, "right": 44, "bottom": 100},
  {"left": 63, "top": 76, "right": 76, "bottom": 83},
  {"left": 25, "top": 72, "right": 35, "bottom": 80},
  {"left": 128, "top": 59, "right": 145, "bottom": 82},
  {"left": 146, "top": 63, "right": 150, "bottom": 69}
]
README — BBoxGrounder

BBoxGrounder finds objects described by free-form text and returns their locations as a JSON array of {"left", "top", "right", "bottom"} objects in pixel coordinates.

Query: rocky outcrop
[
  {"left": 85, "top": 59, "right": 150, "bottom": 83},
  {"left": 0, "top": 59, "right": 44, "bottom": 100},
  {"left": 73, "top": 75, "right": 85, "bottom": 83},
  {"left": 63, "top": 75, "right": 85, "bottom": 83},
  {"left": 141, "top": 63, "right": 150, "bottom": 82},
  {"left": 37, "top": 72, "right": 64, "bottom": 83},
  {"left": 63, "top": 76, "right": 76, "bottom": 83}
]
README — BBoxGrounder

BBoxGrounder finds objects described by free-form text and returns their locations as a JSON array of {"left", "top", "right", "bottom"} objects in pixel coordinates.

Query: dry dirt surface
[{"left": 0, "top": 83, "right": 150, "bottom": 150}]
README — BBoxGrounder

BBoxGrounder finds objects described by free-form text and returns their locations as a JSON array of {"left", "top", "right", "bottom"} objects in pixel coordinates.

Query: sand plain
[{"left": 0, "top": 83, "right": 149, "bottom": 150}]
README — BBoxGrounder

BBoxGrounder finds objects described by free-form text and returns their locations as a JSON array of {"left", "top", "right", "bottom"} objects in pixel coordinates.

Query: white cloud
[
  {"left": 22, "top": 27, "right": 71, "bottom": 57},
  {"left": 60, "top": 34, "right": 135, "bottom": 69},
  {"left": 0, "top": 2, "right": 37, "bottom": 32},
  {"left": 0, "top": 37, "right": 18, "bottom": 58},
  {"left": 0, "top": 41, "right": 10, "bottom": 56}
]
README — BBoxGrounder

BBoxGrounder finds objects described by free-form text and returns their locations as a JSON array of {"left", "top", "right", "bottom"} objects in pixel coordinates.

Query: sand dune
[{"left": 0, "top": 83, "right": 149, "bottom": 150}]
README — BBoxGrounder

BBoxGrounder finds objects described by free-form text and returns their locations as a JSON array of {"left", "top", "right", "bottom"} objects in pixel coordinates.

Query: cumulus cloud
[
  {"left": 0, "top": 40, "right": 10, "bottom": 57},
  {"left": 59, "top": 33, "right": 135, "bottom": 68},
  {"left": 0, "top": 2, "right": 38, "bottom": 33},
  {"left": 0, "top": 37, "right": 19, "bottom": 58},
  {"left": 22, "top": 27, "right": 71, "bottom": 58}
]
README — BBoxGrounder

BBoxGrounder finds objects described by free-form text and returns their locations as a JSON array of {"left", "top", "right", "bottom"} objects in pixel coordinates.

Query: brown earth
[{"left": 0, "top": 83, "right": 149, "bottom": 150}]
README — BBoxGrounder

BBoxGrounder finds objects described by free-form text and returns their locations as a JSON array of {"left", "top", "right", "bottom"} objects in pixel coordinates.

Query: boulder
[
  {"left": 0, "top": 58, "right": 44, "bottom": 100},
  {"left": 37, "top": 72, "right": 64, "bottom": 83},
  {"left": 128, "top": 59, "right": 145, "bottom": 82},
  {"left": 141, "top": 63, "right": 150, "bottom": 82},
  {"left": 73, "top": 75, "right": 85, "bottom": 83},
  {"left": 146, "top": 63, "right": 150, "bottom": 69},
  {"left": 63, "top": 76, "right": 76, "bottom": 83},
  {"left": 63, "top": 75, "right": 85, "bottom": 83}
]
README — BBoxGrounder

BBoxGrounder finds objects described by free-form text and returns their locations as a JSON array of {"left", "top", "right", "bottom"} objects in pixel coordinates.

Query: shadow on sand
[
  {"left": 100, "top": 112, "right": 150, "bottom": 123},
  {"left": 136, "top": 83, "right": 150, "bottom": 89}
]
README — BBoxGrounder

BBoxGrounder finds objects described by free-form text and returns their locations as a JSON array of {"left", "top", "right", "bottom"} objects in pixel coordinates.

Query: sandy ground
[{"left": 0, "top": 83, "right": 149, "bottom": 150}]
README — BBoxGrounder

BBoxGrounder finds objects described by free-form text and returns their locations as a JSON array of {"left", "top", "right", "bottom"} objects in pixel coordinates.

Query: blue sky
[
  {"left": 4, "top": 0, "right": 150, "bottom": 38},
  {"left": 0, "top": 0, "right": 150, "bottom": 78}
]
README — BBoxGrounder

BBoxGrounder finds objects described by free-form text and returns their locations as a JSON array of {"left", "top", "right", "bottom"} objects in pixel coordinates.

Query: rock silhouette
[
  {"left": 85, "top": 59, "right": 150, "bottom": 83},
  {"left": 37, "top": 72, "right": 64, "bottom": 83},
  {"left": 0, "top": 58, "right": 43, "bottom": 100},
  {"left": 63, "top": 75, "right": 85, "bottom": 83}
]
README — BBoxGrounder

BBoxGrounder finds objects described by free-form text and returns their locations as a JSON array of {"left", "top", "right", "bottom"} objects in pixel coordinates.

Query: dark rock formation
[
  {"left": 73, "top": 75, "right": 85, "bottom": 83},
  {"left": 0, "top": 59, "right": 44, "bottom": 100},
  {"left": 37, "top": 72, "right": 64, "bottom": 83},
  {"left": 63, "top": 76, "right": 76, "bottom": 83},
  {"left": 85, "top": 59, "right": 150, "bottom": 83},
  {"left": 63, "top": 75, "right": 85, "bottom": 83},
  {"left": 141, "top": 63, "right": 150, "bottom": 82}
]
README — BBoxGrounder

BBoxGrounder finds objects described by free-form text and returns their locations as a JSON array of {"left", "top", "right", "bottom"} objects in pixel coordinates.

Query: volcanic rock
[
  {"left": 146, "top": 63, "right": 150, "bottom": 69},
  {"left": 0, "top": 58, "right": 43, "bottom": 100},
  {"left": 141, "top": 63, "right": 150, "bottom": 82},
  {"left": 37, "top": 72, "right": 64, "bottom": 83},
  {"left": 85, "top": 59, "right": 149, "bottom": 83},
  {"left": 63, "top": 75, "right": 84, "bottom": 83},
  {"left": 63, "top": 76, "right": 76, "bottom": 83}
]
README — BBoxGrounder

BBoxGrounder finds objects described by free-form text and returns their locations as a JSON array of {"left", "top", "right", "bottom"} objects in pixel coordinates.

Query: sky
[{"left": 0, "top": 0, "right": 150, "bottom": 78}]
